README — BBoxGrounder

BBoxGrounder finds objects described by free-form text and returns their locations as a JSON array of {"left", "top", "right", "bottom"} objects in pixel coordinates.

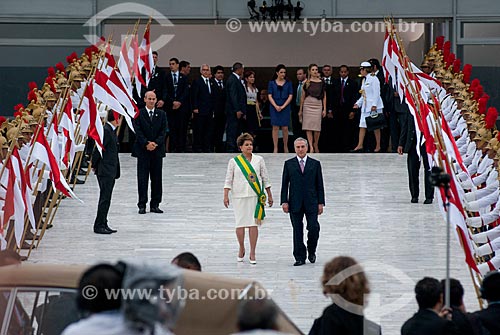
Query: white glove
[
  {"left": 473, "top": 231, "right": 489, "bottom": 244},
  {"left": 464, "top": 192, "right": 476, "bottom": 202},
  {"left": 466, "top": 217, "right": 482, "bottom": 228},
  {"left": 75, "top": 144, "right": 85, "bottom": 152}
]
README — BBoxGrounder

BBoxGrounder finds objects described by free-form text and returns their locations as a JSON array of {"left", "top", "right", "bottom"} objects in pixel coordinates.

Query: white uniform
[{"left": 355, "top": 74, "right": 384, "bottom": 128}]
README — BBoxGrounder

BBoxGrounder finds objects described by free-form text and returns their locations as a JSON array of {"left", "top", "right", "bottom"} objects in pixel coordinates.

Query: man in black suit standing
[
  {"left": 225, "top": 62, "right": 246, "bottom": 153},
  {"left": 401, "top": 277, "right": 457, "bottom": 335},
  {"left": 91, "top": 110, "right": 120, "bottom": 234},
  {"left": 332, "top": 65, "right": 359, "bottom": 152},
  {"left": 136, "top": 51, "right": 167, "bottom": 109},
  {"left": 191, "top": 64, "right": 215, "bottom": 153},
  {"left": 398, "top": 106, "right": 434, "bottom": 204},
  {"left": 280, "top": 137, "right": 325, "bottom": 266},
  {"left": 320, "top": 65, "right": 335, "bottom": 152},
  {"left": 132, "top": 91, "right": 167, "bottom": 214},
  {"left": 212, "top": 65, "right": 226, "bottom": 152},
  {"left": 292, "top": 68, "right": 306, "bottom": 141},
  {"left": 165, "top": 57, "right": 189, "bottom": 152}
]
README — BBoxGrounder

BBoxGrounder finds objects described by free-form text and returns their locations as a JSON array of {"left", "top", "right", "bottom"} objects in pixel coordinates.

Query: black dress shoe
[
  {"left": 105, "top": 226, "right": 117, "bottom": 233},
  {"left": 293, "top": 260, "right": 306, "bottom": 266},
  {"left": 150, "top": 207, "right": 164, "bottom": 214},
  {"left": 94, "top": 227, "right": 112, "bottom": 234},
  {"left": 423, "top": 199, "right": 433, "bottom": 204},
  {"left": 24, "top": 232, "right": 40, "bottom": 240},
  {"left": 308, "top": 253, "right": 316, "bottom": 264},
  {"left": 78, "top": 168, "right": 87, "bottom": 176},
  {"left": 138, "top": 208, "right": 146, "bottom": 214},
  {"left": 411, "top": 198, "right": 418, "bottom": 203}
]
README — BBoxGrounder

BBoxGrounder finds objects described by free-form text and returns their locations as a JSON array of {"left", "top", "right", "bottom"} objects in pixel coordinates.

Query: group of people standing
[{"left": 129, "top": 51, "right": 398, "bottom": 155}]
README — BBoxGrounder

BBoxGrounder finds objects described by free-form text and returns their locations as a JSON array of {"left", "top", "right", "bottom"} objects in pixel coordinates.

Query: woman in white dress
[
  {"left": 224, "top": 133, "right": 273, "bottom": 264},
  {"left": 352, "top": 61, "right": 384, "bottom": 153}
]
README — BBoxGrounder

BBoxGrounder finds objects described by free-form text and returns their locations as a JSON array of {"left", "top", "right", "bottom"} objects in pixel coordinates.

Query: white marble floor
[{"left": 28, "top": 153, "right": 480, "bottom": 335}]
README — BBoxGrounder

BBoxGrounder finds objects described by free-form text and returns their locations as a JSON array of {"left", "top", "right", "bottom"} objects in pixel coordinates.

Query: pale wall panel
[
  {"left": 0, "top": 0, "right": 94, "bottom": 18},
  {"left": 335, "top": 0, "right": 453, "bottom": 18},
  {"left": 105, "top": 22, "right": 425, "bottom": 67}
]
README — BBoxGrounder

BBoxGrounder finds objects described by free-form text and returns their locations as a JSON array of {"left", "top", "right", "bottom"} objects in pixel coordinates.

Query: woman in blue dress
[{"left": 267, "top": 64, "right": 293, "bottom": 153}]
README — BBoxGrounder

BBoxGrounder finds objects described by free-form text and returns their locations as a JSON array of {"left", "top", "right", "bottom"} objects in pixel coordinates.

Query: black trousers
[
  {"left": 94, "top": 176, "right": 115, "bottom": 229},
  {"left": 192, "top": 114, "right": 214, "bottom": 153},
  {"left": 212, "top": 111, "right": 226, "bottom": 152},
  {"left": 137, "top": 154, "right": 163, "bottom": 209},
  {"left": 290, "top": 208, "right": 320, "bottom": 261},
  {"left": 225, "top": 112, "right": 241, "bottom": 153},
  {"left": 407, "top": 144, "right": 434, "bottom": 201},
  {"left": 167, "top": 108, "right": 188, "bottom": 152}
]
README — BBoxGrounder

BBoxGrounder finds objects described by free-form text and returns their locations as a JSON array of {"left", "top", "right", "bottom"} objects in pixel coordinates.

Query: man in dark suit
[
  {"left": 212, "top": 65, "right": 226, "bottom": 152},
  {"left": 280, "top": 137, "right": 325, "bottom": 266},
  {"left": 398, "top": 106, "right": 434, "bottom": 204},
  {"left": 401, "top": 277, "right": 458, "bottom": 335},
  {"left": 165, "top": 57, "right": 189, "bottom": 152},
  {"left": 320, "top": 64, "right": 335, "bottom": 152},
  {"left": 225, "top": 62, "right": 246, "bottom": 153},
  {"left": 91, "top": 110, "right": 120, "bottom": 234},
  {"left": 332, "top": 65, "right": 359, "bottom": 152},
  {"left": 191, "top": 64, "right": 215, "bottom": 153},
  {"left": 292, "top": 68, "right": 306, "bottom": 141},
  {"left": 472, "top": 270, "right": 500, "bottom": 334},
  {"left": 132, "top": 91, "right": 167, "bottom": 214},
  {"left": 136, "top": 51, "right": 167, "bottom": 109}
]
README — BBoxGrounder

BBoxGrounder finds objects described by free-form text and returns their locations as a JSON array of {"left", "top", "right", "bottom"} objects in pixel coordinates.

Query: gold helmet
[
  {"left": 485, "top": 136, "right": 499, "bottom": 151},
  {"left": 56, "top": 72, "right": 69, "bottom": 88},
  {"left": 0, "top": 136, "right": 9, "bottom": 149},
  {"left": 80, "top": 53, "right": 92, "bottom": 72},
  {"left": 442, "top": 71, "right": 454, "bottom": 84},
  {"left": 69, "top": 65, "right": 84, "bottom": 82},
  {"left": 6, "top": 126, "right": 23, "bottom": 142},
  {"left": 42, "top": 89, "right": 56, "bottom": 102},
  {"left": 473, "top": 128, "right": 492, "bottom": 142}
]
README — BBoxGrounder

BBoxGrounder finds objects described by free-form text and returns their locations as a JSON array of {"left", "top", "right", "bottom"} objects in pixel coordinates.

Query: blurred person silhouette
[
  {"left": 171, "top": 252, "right": 202, "bottom": 271},
  {"left": 440, "top": 278, "right": 474, "bottom": 335},
  {"left": 401, "top": 277, "right": 458, "bottom": 335},
  {"left": 232, "top": 298, "right": 289, "bottom": 335},
  {"left": 309, "top": 256, "right": 381, "bottom": 335},
  {"left": 471, "top": 270, "right": 500, "bottom": 334}
]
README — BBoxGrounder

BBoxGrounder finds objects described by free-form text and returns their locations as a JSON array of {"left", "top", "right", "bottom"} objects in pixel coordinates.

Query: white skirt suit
[
  {"left": 355, "top": 73, "right": 384, "bottom": 128},
  {"left": 224, "top": 154, "right": 271, "bottom": 227}
]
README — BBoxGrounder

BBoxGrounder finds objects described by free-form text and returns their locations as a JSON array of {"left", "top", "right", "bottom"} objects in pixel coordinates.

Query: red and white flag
[
  {"left": 29, "top": 124, "right": 80, "bottom": 201},
  {"left": 93, "top": 69, "right": 135, "bottom": 130},
  {"left": 139, "top": 25, "right": 154, "bottom": 86},
  {"left": 80, "top": 81, "right": 104, "bottom": 155},
  {"left": 60, "top": 98, "right": 76, "bottom": 169}
]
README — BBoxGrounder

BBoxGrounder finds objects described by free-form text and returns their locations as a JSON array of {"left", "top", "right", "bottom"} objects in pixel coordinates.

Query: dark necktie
[
  {"left": 149, "top": 110, "right": 154, "bottom": 120},
  {"left": 218, "top": 81, "right": 223, "bottom": 89},
  {"left": 173, "top": 73, "right": 178, "bottom": 98},
  {"left": 341, "top": 79, "right": 345, "bottom": 103},
  {"left": 206, "top": 78, "right": 211, "bottom": 94}
]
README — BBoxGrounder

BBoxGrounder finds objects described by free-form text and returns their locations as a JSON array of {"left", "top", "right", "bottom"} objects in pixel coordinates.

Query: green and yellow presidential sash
[{"left": 234, "top": 154, "right": 266, "bottom": 223}]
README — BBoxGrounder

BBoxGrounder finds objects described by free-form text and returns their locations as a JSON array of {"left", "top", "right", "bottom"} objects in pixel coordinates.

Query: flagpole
[{"left": 389, "top": 18, "right": 483, "bottom": 307}]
